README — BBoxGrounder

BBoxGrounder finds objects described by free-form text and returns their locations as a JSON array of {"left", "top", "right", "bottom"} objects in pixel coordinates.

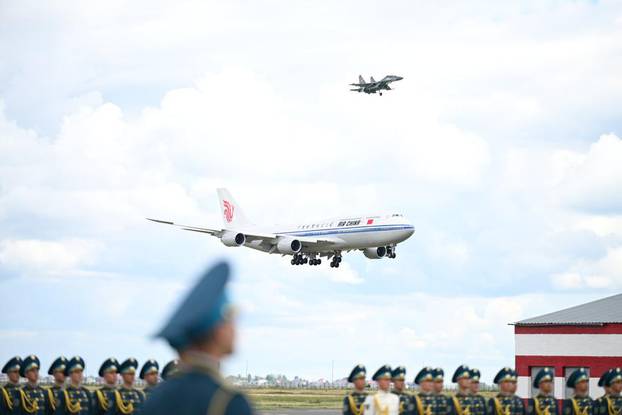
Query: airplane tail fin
[
  {"left": 358, "top": 75, "right": 365, "bottom": 84},
  {"left": 216, "top": 188, "right": 251, "bottom": 229},
  {"left": 370, "top": 76, "right": 376, "bottom": 83}
]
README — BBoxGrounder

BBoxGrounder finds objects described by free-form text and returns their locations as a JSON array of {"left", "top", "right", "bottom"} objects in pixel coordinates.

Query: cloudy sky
[{"left": 1, "top": 0, "right": 621, "bottom": 384}]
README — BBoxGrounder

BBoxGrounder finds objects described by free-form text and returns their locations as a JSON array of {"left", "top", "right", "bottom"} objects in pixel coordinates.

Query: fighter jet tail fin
[
  {"left": 358, "top": 75, "right": 365, "bottom": 84},
  {"left": 370, "top": 76, "right": 376, "bottom": 83}
]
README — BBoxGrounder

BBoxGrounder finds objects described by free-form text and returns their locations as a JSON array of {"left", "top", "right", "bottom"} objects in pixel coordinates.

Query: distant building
[{"left": 512, "top": 293, "right": 622, "bottom": 399}]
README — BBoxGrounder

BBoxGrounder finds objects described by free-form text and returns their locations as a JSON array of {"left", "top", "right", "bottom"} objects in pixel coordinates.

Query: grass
[{"left": 245, "top": 389, "right": 499, "bottom": 410}]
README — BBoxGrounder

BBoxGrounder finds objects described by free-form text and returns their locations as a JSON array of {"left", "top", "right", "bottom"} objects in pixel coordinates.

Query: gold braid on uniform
[
  {"left": 607, "top": 397, "right": 621, "bottom": 415},
  {"left": 373, "top": 395, "right": 390, "bottom": 415},
  {"left": 63, "top": 390, "right": 83, "bottom": 414},
  {"left": 493, "top": 398, "right": 511, "bottom": 415},
  {"left": 348, "top": 394, "right": 365, "bottom": 415},
  {"left": 19, "top": 389, "right": 40, "bottom": 414},
  {"left": 414, "top": 395, "right": 424, "bottom": 415},
  {"left": 95, "top": 390, "right": 110, "bottom": 411},
  {"left": 1, "top": 387, "right": 14, "bottom": 411},
  {"left": 452, "top": 396, "right": 471, "bottom": 415},
  {"left": 47, "top": 388, "right": 58, "bottom": 411},
  {"left": 534, "top": 398, "right": 551, "bottom": 415},
  {"left": 571, "top": 399, "right": 589, "bottom": 415},
  {"left": 114, "top": 390, "right": 134, "bottom": 415}
]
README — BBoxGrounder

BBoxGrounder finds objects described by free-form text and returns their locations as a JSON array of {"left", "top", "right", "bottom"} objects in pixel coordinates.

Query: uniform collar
[
  {"left": 498, "top": 392, "right": 515, "bottom": 398},
  {"left": 573, "top": 393, "right": 589, "bottom": 399},
  {"left": 180, "top": 351, "right": 221, "bottom": 379},
  {"left": 536, "top": 393, "right": 553, "bottom": 399}
]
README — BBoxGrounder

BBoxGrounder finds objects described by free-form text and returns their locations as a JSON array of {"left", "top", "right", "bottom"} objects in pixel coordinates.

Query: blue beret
[
  {"left": 469, "top": 368, "right": 481, "bottom": 382},
  {"left": 533, "top": 368, "right": 554, "bottom": 388},
  {"left": 348, "top": 364, "right": 366, "bottom": 383},
  {"left": 493, "top": 367, "right": 517, "bottom": 384},
  {"left": 65, "top": 356, "right": 85, "bottom": 376},
  {"left": 140, "top": 359, "right": 159, "bottom": 379},
  {"left": 161, "top": 360, "right": 180, "bottom": 381},
  {"left": 48, "top": 356, "right": 68, "bottom": 375},
  {"left": 604, "top": 368, "right": 622, "bottom": 387},
  {"left": 433, "top": 368, "right": 444, "bottom": 381},
  {"left": 157, "top": 262, "right": 233, "bottom": 350},
  {"left": 415, "top": 367, "right": 434, "bottom": 385},
  {"left": 392, "top": 366, "right": 406, "bottom": 380},
  {"left": 98, "top": 358, "right": 120, "bottom": 377},
  {"left": 373, "top": 365, "right": 392, "bottom": 381},
  {"left": 120, "top": 358, "right": 139, "bottom": 374},
  {"left": 566, "top": 368, "right": 589, "bottom": 388},
  {"left": 20, "top": 355, "right": 40, "bottom": 377},
  {"left": 452, "top": 365, "right": 470, "bottom": 383},
  {"left": 2, "top": 357, "right": 22, "bottom": 374}
]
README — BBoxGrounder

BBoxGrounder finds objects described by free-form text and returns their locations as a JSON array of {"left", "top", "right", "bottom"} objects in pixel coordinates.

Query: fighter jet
[{"left": 350, "top": 75, "right": 403, "bottom": 96}]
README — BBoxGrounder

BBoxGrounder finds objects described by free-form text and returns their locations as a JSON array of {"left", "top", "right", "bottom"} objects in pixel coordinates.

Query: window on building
[{"left": 564, "top": 367, "right": 589, "bottom": 399}]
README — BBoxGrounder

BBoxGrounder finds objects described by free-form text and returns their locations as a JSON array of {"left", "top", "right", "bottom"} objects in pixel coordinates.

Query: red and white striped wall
[{"left": 514, "top": 324, "right": 622, "bottom": 399}]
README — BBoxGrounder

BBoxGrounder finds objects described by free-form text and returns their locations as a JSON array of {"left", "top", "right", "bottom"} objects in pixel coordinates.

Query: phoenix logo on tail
[
  {"left": 147, "top": 188, "right": 415, "bottom": 269},
  {"left": 223, "top": 200, "right": 234, "bottom": 223}
]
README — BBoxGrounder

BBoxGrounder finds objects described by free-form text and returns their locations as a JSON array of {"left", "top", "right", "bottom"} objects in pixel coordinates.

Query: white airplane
[{"left": 148, "top": 189, "right": 415, "bottom": 268}]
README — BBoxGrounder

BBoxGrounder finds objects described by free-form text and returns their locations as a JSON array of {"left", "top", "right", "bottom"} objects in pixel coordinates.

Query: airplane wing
[
  {"left": 146, "top": 218, "right": 223, "bottom": 236},
  {"left": 147, "top": 218, "right": 339, "bottom": 249}
]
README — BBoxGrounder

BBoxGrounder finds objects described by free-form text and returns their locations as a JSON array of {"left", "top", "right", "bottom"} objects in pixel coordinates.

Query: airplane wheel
[
  {"left": 317, "top": 259, "right": 322, "bottom": 265},
  {"left": 335, "top": 262, "right": 340, "bottom": 268},
  {"left": 380, "top": 92, "right": 383, "bottom": 96},
  {"left": 304, "top": 258, "right": 308, "bottom": 264},
  {"left": 330, "top": 262, "right": 334, "bottom": 268},
  {"left": 337, "top": 257, "right": 342, "bottom": 263},
  {"left": 291, "top": 259, "right": 295, "bottom": 265}
]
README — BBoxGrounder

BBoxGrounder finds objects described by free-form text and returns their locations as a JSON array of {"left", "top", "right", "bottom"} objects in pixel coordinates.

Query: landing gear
[
  {"left": 330, "top": 254, "right": 342, "bottom": 268},
  {"left": 308, "top": 258, "right": 321, "bottom": 266},
  {"left": 386, "top": 246, "right": 397, "bottom": 259},
  {"left": 291, "top": 253, "right": 307, "bottom": 265},
  {"left": 379, "top": 92, "right": 383, "bottom": 96}
]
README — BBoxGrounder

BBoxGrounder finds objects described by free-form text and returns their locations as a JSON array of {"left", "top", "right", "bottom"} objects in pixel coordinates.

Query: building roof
[{"left": 514, "top": 293, "right": 622, "bottom": 326}]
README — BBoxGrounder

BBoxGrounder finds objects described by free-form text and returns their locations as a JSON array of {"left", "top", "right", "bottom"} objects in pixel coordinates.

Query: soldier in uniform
[
  {"left": 93, "top": 358, "right": 119, "bottom": 415},
  {"left": 595, "top": 369, "right": 614, "bottom": 414},
  {"left": 46, "top": 357, "right": 68, "bottom": 415},
  {"left": 562, "top": 369, "right": 594, "bottom": 415},
  {"left": 364, "top": 365, "right": 399, "bottom": 415},
  {"left": 54, "top": 356, "right": 92, "bottom": 415},
  {"left": 342, "top": 364, "right": 367, "bottom": 415},
  {"left": 18, "top": 355, "right": 48, "bottom": 415},
  {"left": 526, "top": 368, "right": 559, "bottom": 415},
  {"left": 597, "top": 368, "right": 621, "bottom": 415},
  {"left": 159, "top": 361, "right": 178, "bottom": 382},
  {"left": 392, "top": 366, "right": 414, "bottom": 415},
  {"left": 487, "top": 368, "right": 525, "bottom": 415},
  {"left": 107, "top": 358, "right": 145, "bottom": 415},
  {"left": 448, "top": 365, "right": 473, "bottom": 415},
  {"left": 414, "top": 367, "right": 437, "bottom": 415},
  {"left": 139, "top": 361, "right": 159, "bottom": 399},
  {"left": 1, "top": 357, "right": 23, "bottom": 415},
  {"left": 468, "top": 369, "right": 486, "bottom": 415},
  {"left": 140, "top": 262, "right": 254, "bottom": 415},
  {"left": 433, "top": 368, "right": 449, "bottom": 415}
]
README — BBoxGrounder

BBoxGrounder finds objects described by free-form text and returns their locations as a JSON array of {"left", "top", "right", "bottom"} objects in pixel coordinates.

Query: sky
[{"left": 1, "top": 0, "right": 622, "bottom": 385}]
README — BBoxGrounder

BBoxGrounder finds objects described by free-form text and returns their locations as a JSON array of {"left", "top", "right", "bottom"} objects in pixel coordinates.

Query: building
[{"left": 512, "top": 293, "right": 622, "bottom": 399}]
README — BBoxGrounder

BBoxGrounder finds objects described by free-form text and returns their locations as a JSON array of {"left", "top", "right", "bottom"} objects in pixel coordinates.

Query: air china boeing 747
[{"left": 148, "top": 189, "right": 415, "bottom": 268}]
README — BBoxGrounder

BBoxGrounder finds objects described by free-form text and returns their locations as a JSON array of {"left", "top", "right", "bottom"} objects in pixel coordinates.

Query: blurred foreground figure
[
  {"left": 141, "top": 262, "right": 254, "bottom": 415},
  {"left": 343, "top": 365, "right": 368, "bottom": 415}
]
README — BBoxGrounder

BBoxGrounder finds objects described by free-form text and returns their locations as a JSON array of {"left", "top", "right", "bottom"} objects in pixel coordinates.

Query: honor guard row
[
  {"left": 0, "top": 355, "right": 179, "bottom": 415},
  {"left": 343, "top": 365, "right": 622, "bottom": 415}
]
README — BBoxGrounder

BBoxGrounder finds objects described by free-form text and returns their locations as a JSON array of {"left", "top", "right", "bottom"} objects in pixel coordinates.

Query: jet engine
[
  {"left": 220, "top": 231, "right": 246, "bottom": 247},
  {"left": 363, "top": 246, "right": 387, "bottom": 259},
  {"left": 277, "top": 237, "right": 302, "bottom": 254}
]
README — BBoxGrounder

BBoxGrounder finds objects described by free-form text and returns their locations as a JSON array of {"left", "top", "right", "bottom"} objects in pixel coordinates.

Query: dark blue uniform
[
  {"left": 561, "top": 396, "right": 594, "bottom": 415},
  {"left": 93, "top": 386, "right": 115, "bottom": 415},
  {"left": 343, "top": 391, "right": 368, "bottom": 415},
  {"left": 1, "top": 383, "right": 22, "bottom": 415},
  {"left": 19, "top": 384, "right": 48, "bottom": 415},
  {"left": 488, "top": 394, "right": 526, "bottom": 415},
  {"left": 140, "top": 365, "right": 253, "bottom": 415},
  {"left": 54, "top": 385, "right": 92, "bottom": 415},
  {"left": 106, "top": 386, "right": 144, "bottom": 415},
  {"left": 449, "top": 393, "right": 474, "bottom": 415},
  {"left": 45, "top": 385, "right": 64, "bottom": 415},
  {"left": 415, "top": 392, "right": 446, "bottom": 415},
  {"left": 596, "top": 394, "right": 621, "bottom": 415},
  {"left": 393, "top": 391, "right": 416, "bottom": 415},
  {"left": 470, "top": 395, "right": 487, "bottom": 415},
  {"left": 527, "top": 395, "right": 559, "bottom": 415}
]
